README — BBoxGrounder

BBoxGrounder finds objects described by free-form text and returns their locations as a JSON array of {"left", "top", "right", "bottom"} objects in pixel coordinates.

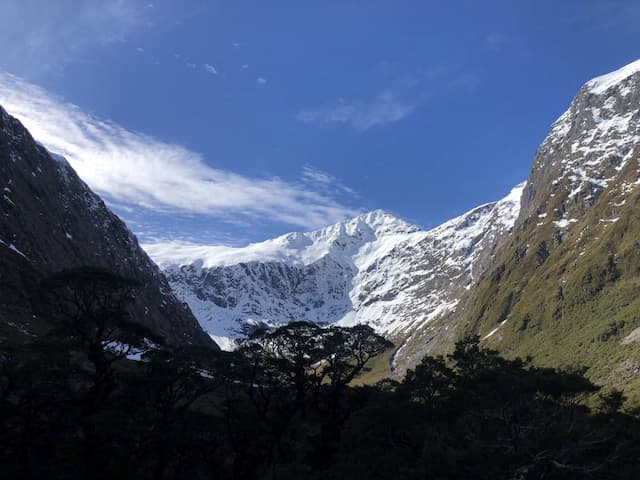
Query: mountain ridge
[
  {"left": 441, "top": 58, "right": 640, "bottom": 400},
  {"left": 144, "top": 182, "right": 524, "bottom": 369},
  {"left": 146, "top": 209, "right": 421, "bottom": 269},
  {"left": 0, "top": 105, "right": 216, "bottom": 348},
  {"left": 145, "top": 58, "right": 640, "bottom": 386},
  {"left": 5, "top": 56, "right": 640, "bottom": 391}
]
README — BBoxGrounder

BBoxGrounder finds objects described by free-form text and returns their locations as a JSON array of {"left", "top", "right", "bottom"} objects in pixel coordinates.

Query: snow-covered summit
[
  {"left": 521, "top": 58, "right": 640, "bottom": 224},
  {"left": 145, "top": 187, "right": 523, "bottom": 371},
  {"left": 320, "top": 209, "right": 421, "bottom": 237},
  {"left": 586, "top": 58, "right": 640, "bottom": 95},
  {"left": 145, "top": 209, "right": 421, "bottom": 271}
]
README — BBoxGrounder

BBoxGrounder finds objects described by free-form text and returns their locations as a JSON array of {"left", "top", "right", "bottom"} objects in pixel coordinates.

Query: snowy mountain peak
[
  {"left": 146, "top": 210, "right": 421, "bottom": 271},
  {"left": 586, "top": 58, "right": 640, "bottom": 95},
  {"left": 145, "top": 185, "right": 523, "bottom": 367},
  {"left": 354, "top": 209, "right": 420, "bottom": 234},
  {"left": 308, "top": 209, "right": 420, "bottom": 241},
  {"left": 520, "top": 59, "right": 640, "bottom": 224}
]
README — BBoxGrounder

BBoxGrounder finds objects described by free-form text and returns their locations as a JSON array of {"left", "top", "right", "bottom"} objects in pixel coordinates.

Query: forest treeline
[{"left": 1, "top": 267, "right": 639, "bottom": 479}]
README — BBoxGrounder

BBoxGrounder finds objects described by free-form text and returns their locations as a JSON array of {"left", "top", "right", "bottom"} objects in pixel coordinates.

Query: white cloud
[
  {"left": 297, "top": 92, "right": 415, "bottom": 132},
  {"left": 256, "top": 77, "right": 268, "bottom": 84},
  {"left": 301, "top": 165, "right": 355, "bottom": 196},
  {"left": 204, "top": 64, "right": 218, "bottom": 75},
  {"left": 302, "top": 166, "right": 335, "bottom": 185},
  {"left": 0, "top": 73, "right": 359, "bottom": 230},
  {"left": 0, "top": 0, "right": 153, "bottom": 73},
  {"left": 185, "top": 62, "right": 196, "bottom": 69}
]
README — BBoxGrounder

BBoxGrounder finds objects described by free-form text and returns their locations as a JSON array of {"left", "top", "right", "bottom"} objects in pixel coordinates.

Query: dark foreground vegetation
[{"left": 1, "top": 268, "right": 640, "bottom": 479}]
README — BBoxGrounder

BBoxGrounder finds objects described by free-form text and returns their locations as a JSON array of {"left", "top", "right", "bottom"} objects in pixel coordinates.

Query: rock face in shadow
[{"left": 0, "top": 105, "right": 215, "bottom": 348}]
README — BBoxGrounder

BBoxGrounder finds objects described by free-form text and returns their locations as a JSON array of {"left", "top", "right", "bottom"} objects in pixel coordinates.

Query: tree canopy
[{"left": 1, "top": 273, "right": 639, "bottom": 479}]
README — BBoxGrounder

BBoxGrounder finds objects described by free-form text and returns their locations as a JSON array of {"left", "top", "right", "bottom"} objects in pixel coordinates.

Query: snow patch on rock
[
  {"left": 144, "top": 187, "right": 524, "bottom": 354},
  {"left": 587, "top": 59, "right": 640, "bottom": 95}
]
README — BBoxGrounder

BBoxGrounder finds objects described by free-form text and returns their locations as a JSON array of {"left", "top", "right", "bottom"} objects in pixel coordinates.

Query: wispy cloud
[
  {"left": 256, "top": 77, "right": 268, "bottom": 84},
  {"left": 296, "top": 92, "right": 416, "bottom": 132},
  {"left": 301, "top": 165, "right": 356, "bottom": 196},
  {"left": 0, "top": 73, "right": 359, "bottom": 230},
  {"left": 297, "top": 64, "right": 483, "bottom": 133},
  {"left": 301, "top": 166, "right": 335, "bottom": 185},
  {"left": 204, "top": 63, "right": 218, "bottom": 75},
  {"left": 0, "top": 0, "right": 154, "bottom": 73}
]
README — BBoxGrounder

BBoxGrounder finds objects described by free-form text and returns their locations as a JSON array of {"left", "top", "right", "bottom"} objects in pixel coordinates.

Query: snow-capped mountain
[
  {"left": 144, "top": 59, "right": 640, "bottom": 377},
  {"left": 520, "top": 59, "right": 640, "bottom": 227},
  {"left": 145, "top": 185, "right": 523, "bottom": 363},
  {"left": 446, "top": 59, "right": 640, "bottom": 392}
]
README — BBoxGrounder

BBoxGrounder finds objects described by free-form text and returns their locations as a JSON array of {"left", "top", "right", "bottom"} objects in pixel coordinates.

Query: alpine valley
[
  {"left": 144, "top": 60, "right": 640, "bottom": 395},
  {"left": 7, "top": 4, "right": 640, "bottom": 476},
  {"left": 2, "top": 59, "right": 640, "bottom": 397}
]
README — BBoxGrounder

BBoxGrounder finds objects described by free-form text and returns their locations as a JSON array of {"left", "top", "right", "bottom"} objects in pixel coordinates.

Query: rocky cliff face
[
  {"left": 146, "top": 59, "right": 640, "bottom": 385},
  {"left": 452, "top": 60, "right": 640, "bottom": 399},
  {"left": 0, "top": 105, "right": 215, "bottom": 348},
  {"left": 146, "top": 186, "right": 523, "bottom": 366},
  {"left": 520, "top": 59, "right": 640, "bottom": 226}
]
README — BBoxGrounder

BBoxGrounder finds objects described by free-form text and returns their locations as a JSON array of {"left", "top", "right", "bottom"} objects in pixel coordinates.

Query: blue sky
[{"left": 1, "top": 0, "right": 639, "bottom": 245}]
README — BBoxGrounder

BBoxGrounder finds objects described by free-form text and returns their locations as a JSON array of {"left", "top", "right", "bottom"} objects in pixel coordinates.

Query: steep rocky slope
[
  {"left": 145, "top": 185, "right": 523, "bottom": 366},
  {"left": 452, "top": 60, "right": 640, "bottom": 400},
  {"left": 0, "top": 105, "right": 215, "bottom": 348},
  {"left": 146, "top": 59, "right": 640, "bottom": 386}
]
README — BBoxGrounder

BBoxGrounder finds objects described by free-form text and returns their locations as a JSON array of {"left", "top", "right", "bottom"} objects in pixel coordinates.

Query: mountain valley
[{"left": 144, "top": 60, "right": 640, "bottom": 391}]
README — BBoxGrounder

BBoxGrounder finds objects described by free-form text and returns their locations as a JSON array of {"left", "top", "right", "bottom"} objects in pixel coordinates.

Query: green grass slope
[{"left": 462, "top": 156, "right": 640, "bottom": 404}]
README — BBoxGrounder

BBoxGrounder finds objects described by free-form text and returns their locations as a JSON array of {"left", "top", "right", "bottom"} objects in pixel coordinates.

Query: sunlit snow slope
[{"left": 144, "top": 186, "right": 523, "bottom": 363}]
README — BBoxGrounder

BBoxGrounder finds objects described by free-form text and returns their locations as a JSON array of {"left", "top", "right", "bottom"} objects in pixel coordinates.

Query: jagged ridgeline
[
  {"left": 0, "top": 106, "right": 216, "bottom": 348},
  {"left": 145, "top": 190, "right": 523, "bottom": 370},
  {"left": 146, "top": 60, "right": 640, "bottom": 396},
  {"left": 2, "top": 60, "right": 640, "bottom": 478},
  {"left": 4, "top": 59, "right": 640, "bottom": 399}
]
